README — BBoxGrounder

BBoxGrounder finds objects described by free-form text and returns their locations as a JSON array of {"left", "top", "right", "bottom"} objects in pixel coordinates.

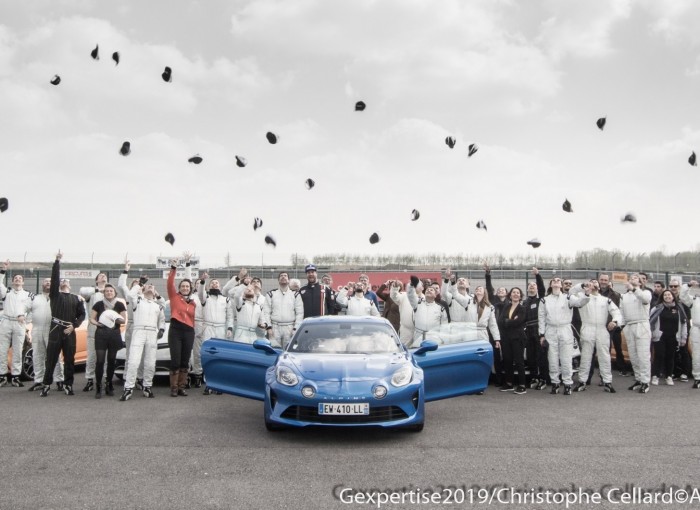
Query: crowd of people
[{"left": 1, "top": 254, "right": 698, "bottom": 401}]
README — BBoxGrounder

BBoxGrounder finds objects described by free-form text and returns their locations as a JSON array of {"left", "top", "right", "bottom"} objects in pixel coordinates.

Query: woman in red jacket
[{"left": 167, "top": 255, "right": 196, "bottom": 397}]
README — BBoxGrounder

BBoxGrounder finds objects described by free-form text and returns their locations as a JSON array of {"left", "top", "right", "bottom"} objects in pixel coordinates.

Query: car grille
[{"left": 281, "top": 405, "right": 408, "bottom": 423}]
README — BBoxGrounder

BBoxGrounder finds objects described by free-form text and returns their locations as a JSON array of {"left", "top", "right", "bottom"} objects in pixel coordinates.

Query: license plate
[{"left": 318, "top": 403, "right": 370, "bottom": 415}]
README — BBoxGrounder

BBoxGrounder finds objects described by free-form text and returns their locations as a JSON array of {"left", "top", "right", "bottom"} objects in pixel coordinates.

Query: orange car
[{"left": 7, "top": 321, "right": 88, "bottom": 380}]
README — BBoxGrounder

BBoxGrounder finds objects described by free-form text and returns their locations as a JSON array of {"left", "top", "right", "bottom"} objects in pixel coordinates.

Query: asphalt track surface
[{"left": 2, "top": 371, "right": 699, "bottom": 510}]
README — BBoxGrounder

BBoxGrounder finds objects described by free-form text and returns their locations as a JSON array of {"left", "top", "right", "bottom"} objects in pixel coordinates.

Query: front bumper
[{"left": 264, "top": 373, "right": 425, "bottom": 429}]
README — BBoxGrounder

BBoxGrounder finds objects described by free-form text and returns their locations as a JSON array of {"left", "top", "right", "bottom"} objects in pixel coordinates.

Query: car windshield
[{"left": 288, "top": 322, "right": 401, "bottom": 354}]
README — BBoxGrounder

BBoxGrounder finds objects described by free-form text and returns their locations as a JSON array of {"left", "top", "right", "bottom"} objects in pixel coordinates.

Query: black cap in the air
[
  {"left": 112, "top": 51, "right": 120, "bottom": 65},
  {"left": 527, "top": 238, "right": 541, "bottom": 248},
  {"left": 355, "top": 101, "right": 366, "bottom": 111},
  {"left": 621, "top": 213, "right": 637, "bottom": 223},
  {"left": 597, "top": 117, "right": 606, "bottom": 131},
  {"left": 476, "top": 220, "right": 487, "bottom": 231},
  {"left": 264, "top": 235, "right": 277, "bottom": 248},
  {"left": 120, "top": 141, "right": 131, "bottom": 156},
  {"left": 468, "top": 143, "right": 478, "bottom": 157},
  {"left": 50, "top": 75, "right": 61, "bottom": 85},
  {"left": 164, "top": 233, "right": 175, "bottom": 246},
  {"left": 369, "top": 232, "right": 381, "bottom": 244},
  {"left": 188, "top": 154, "right": 203, "bottom": 164},
  {"left": 305, "top": 178, "right": 315, "bottom": 190},
  {"left": 236, "top": 156, "right": 247, "bottom": 168},
  {"left": 689, "top": 151, "right": 697, "bottom": 167},
  {"left": 445, "top": 136, "right": 456, "bottom": 149},
  {"left": 562, "top": 199, "right": 572, "bottom": 213},
  {"left": 411, "top": 209, "right": 420, "bottom": 221},
  {"left": 266, "top": 132, "right": 278, "bottom": 144},
  {"left": 162, "top": 66, "right": 172, "bottom": 83},
  {"left": 253, "top": 217, "right": 263, "bottom": 231},
  {"left": 91, "top": 44, "right": 99, "bottom": 60},
  {"left": 0, "top": 197, "right": 8, "bottom": 213}
]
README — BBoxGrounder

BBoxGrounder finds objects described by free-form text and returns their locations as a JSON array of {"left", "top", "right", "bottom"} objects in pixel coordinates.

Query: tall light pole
[
  {"left": 675, "top": 252, "right": 681, "bottom": 272},
  {"left": 612, "top": 252, "right": 617, "bottom": 271}
]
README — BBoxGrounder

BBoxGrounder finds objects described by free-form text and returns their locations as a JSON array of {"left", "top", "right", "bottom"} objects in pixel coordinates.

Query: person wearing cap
[
  {"left": 89, "top": 283, "right": 127, "bottom": 399},
  {"left": 27, "top": 278, "right": 65, "bottom": 392},
  {"left": 230, "top": 284, "right": 266, "bottom": 343},
  {"left": 166, "top": 253, "right": 197, "bottom": 397},
  {"left": 336, "top": 281, "right": 380, "bottom": 317},
  {"left": 679, "top": 280, "right": 700, "bottom": 388},
  {"left": 299, "top": 264, "right": 338, "bottom": 319},
  {"left": 0, "top": 260, "right": 33, "bottom": 388},
  {"left": 618, "top": 273, "right": 652, "bottom": 394},
  {"left": 569, "top": 279, "right": 622, "bottom": 393},
  {"left": 39, "top": 251, "right": 86, "bottom": 397},
  {"left": 79, "top": 270, "right": 108, "bottom": 392},
  {"left": 263, "top": 272, "right": 303, "bottom": 349},
  {"left": 120, "top": 282, "right": 165, "bottom": 401},
  {"left": 406, "top": 275, "right": 448, "bottom": 348},
  {"left": 538, "top": 277, "right": 588, "bottom": 396}
]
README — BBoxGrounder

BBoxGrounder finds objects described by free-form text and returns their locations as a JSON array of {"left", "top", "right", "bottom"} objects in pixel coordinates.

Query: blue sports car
[{"left": 201, "top": 316, "right": 492, "bottom": 432}]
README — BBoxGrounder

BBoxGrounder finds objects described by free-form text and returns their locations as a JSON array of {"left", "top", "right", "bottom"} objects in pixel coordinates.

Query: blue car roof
[{"left": 299, "top": 316, "right": 393, "bottom": 327}]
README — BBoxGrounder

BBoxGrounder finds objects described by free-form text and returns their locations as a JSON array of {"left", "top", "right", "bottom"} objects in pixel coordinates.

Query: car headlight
[
  {"left": 276, "top": 366, "right": 299, "bottom": 387},
  {"left": 391, "top": 365, "right": 413, "bottom": 387}
]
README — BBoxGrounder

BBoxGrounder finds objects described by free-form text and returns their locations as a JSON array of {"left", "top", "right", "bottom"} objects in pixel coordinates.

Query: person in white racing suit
[
  {"left": 229, "top": 285, "right": 265, "bottom": 344},
  {"left": 619, "top": 273, "right": 652, "bottom": 394},
  {"left": 336, "top": 281, "right": 381, "bottom": 317},
  {"left": 119, "top": 283, "right": 165, "bottom": 401},
  {"left": 79, "top": 271, "right": 108, "bottom": 392},
  {"left": 389, "top": 280, "right": 417, "bottom": 346},
  {"left": 26, "top": 278, "right": 64, "bottom": 391},
  {"left": 197, "top": 272, "right": 231, "bottom": 394},
  {"left": 680, "top": 281, "right": 700, "bottom": 389},
  {"left": 569, "top": 279, "right": 622, "bottom": 393},
  {"left": 407, "top": 275, "right": 448, "bottom": 348},
  {"left": 263, "top": 272, "right": 303, "bottom": 349},
  {"left": 441, "top": 269, "right": 472, "bottom": 323},
  {"left": 538, "top": 277, "right": 587, "bottom": 395},
  {"left": 0, "top": 260, "right": 33, "bottom": 387}
]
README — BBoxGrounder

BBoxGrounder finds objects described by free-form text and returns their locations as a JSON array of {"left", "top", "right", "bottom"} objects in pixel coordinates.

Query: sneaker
[
  {"left": 619, "top": 370, "right": 629, "bottom": 377},
  {"left": 177, "top": 388, "right": 188, "bottom": 396},
  {"left": 135, "top": 379, "right": 144, "bottom": 391},
  {"left": 203, "top": 386, "right": 213, "bottom": 395},
  {"left": 142, "top": 387, "right": 154, "bottom": 398},
  {"left": 529, "top": 379, "right": 539, "bottom": 389},
  {"left": 10, "top": 377, "right": 24, "bottom": 387},
  {"left": 119, "top": 389, "right": 133, "bottom": 401},
  {"left": 550, "top": 384, "right": 560, "bottom": 395},
  {"left": 193, "top": 375, "right": 202, "bottom": 389},
  {"left": 83, "top": 379, "right": 94, "bottom": 392},
  {"left": 603, "top": 383, "right": 616, "bottom": 393},
  {"left": 535, "top": 380, "right": 547, "bottom": 391},
  {"left": 693, "top": 380, "right": 700, "bottom": 389},
  {"left": 513, "top": 386, "right": 527, "bottom": 395},
  {"left": 39, "top": 385, "right": 50, "bottom": 397},
  {"left": 573, "top": 382, "right": 587, "bottom": 392},
  {"left": 680, "top": 374, "right": 689, "bottom": 382},
  {"left": 563, "top": 385, "right": 572, "bottom": 396},
  {"left": 63, "top": 385, "right": 74, "bottom": 396},
  {"left": 184, "top": 376, "right": 191, "bottom": 389},
  {"left": 628, "top": 381, "right": 642, "bottom": 391},
  {"left": 665, "top": 376, "right": 674, "bottom": 386},
  {"left": 105, "top": 382, "right": 114, "bottom": 397},
  {"left": 651, "top": 376, "right": 659, "bottom": 385},
  {"left": 56, "top": 382, "right": 64, "bottom": 392},
  {"left": 0, "top": 376, "right": 7, "bottom": 387},
  {"left": 639, "top": 383, "right": 650, "bottom": 394},
  {"left": 28, "top": 382, "right": 44, "bottom": 392},
  {"left": 95, "top": 386, "right": 102, "bottom": 400},
  {"left": 499, "top": 384, "right": 514, "bottom": 392}
]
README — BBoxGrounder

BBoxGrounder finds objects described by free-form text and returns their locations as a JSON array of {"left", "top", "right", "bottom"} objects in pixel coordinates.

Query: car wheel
[{"left": 21, "top": 344, "right": 34, "bottom": 381}]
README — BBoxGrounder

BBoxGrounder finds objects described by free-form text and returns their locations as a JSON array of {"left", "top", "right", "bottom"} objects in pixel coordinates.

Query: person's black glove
[
  {"left": 139, "top": 275, "right": 149, "bottom": 286},
  {"left": 410, "top": 275, "right": 420, "bottom": 288},
  {"left": 157, "top": 329, "right": 164, "bottom": 340}
]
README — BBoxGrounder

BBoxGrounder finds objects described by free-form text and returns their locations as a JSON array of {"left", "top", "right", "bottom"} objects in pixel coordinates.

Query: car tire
[{"left": 21, "top": 344, "right": 34, "bottom": 381}]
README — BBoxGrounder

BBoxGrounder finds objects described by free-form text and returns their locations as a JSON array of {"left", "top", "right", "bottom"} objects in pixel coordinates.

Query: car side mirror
[
  {"left": 413, "top": 340, "right": 438, "bottom": 356},
  {"left": 253, "top": 339, "right": 278, "bottom": 355}
]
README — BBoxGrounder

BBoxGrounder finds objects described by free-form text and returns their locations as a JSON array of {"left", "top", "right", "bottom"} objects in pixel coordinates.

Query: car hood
[{"left": 285, "top": 353, "right": 409, "bottom": 381}]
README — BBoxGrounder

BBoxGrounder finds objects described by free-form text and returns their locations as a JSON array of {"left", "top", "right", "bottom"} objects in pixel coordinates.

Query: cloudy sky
[{"left": 1, "top": 0, "right": 699, "bottom": 268}]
